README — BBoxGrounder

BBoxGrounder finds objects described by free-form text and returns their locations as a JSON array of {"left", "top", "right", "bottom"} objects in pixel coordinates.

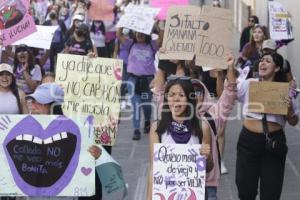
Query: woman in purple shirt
[{"left": 116, "top": 27, "right": 163, "bottom": 140}]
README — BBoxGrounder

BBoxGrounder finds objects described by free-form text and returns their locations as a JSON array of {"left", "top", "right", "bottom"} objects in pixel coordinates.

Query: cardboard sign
[
  {"left": 116, "top": 3, "right": 160, "bottom": 35},
  {"left": 268, "top": 1, "right": 293, "bottom": 40},
  {"left": 150, "top": 0, "right": 189, "bottom": 20},
  {"left": 88, "top": 0, "right": 115, "bottom": 21},
  {"left": 0, "top": 115, "right": 94, "bottom": 196},
  {"left": 159, "top": 6, "right": 201, "bottom": 60},
  {"left": 152, "top": 143, "right": 206, "bottom": 200},
  {"left": 0, "top": 0, "right": 37, "bottom": 47},
  {"left": 13, "top": 25, "right": 58, "bottom": 49},
  {"left": 55, "top": 54, "right": 123, "bottom": 146},
  {"left": 248, "top": 81, "right": 289, "bottom": 115},
  {"left": 195, "top": 6, "right": 233, "bottom": 69}
]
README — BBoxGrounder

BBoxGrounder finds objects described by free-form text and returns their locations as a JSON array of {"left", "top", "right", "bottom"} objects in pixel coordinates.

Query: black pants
[{"left": 236, "top": 127, "right": 287, "bottom": 200}]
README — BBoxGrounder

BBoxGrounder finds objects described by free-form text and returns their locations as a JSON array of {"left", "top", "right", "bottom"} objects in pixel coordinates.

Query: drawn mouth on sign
[{"left": 3, "top": 116, "right": 81, "bottom": 196}]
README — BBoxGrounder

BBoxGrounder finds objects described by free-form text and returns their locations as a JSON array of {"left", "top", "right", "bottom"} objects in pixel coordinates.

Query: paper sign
[
  {"left": 55, "top": 54, "right": 123, "bottom": 146},
  {"left": 159, "top": 6, "right": 202, "bottom": 60},
  {"left": 150, "top": 0, "right": 189, "bottom": 20},
  {"left": 0, "top": 0, "right": 37, "bottom": 47},
  {"left": 195, "top": 6, "right": 233, "bottom": 69},
  {"left": 248, "top": 81, "right": 289, "bottom": 115},
  {"left": 152, "top": 143, "right": 206, "bottom": 200},
  {"left": 13, "top": 25, "right": 58, "bottom": 49},
  {"left": 268, "top": 1, "right": 293, "bottom": 40},
  {"left": 96, "top": 146, "right": 127, "bottom": 199},
  {"left": 0, "top": 115, "right": 94, "bottom": 196},
  {"left": 116, "top": 3, "right": 160, "bottom": 35},
  {"left": 88, "top": 0, "right": 115, "bottom": 21}
]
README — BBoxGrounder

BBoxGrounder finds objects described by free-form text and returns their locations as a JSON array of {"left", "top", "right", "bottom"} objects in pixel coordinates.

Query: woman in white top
[
  {"left": 147, "top": 76, "right": 214, "bottom": 200},
  {"left": 236, "top": 52, "right": 298, "bottom": 200},
  {"left": 90, "top": 20, "right": 106, "bottom": 57},
  {"left": 0, "top": 63, "right": 28, "bottom": 114}
]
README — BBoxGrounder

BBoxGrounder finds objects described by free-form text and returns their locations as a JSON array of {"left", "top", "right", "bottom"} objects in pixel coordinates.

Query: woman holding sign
[
  {"left": 236, "top": 52, "right": 298, "bottom": 200},
  {"left": 147, "top": 76, "right": 214, "bottom": 200},
  {"left": 116, "top": 27, "right": 163, "bottom": 140}
]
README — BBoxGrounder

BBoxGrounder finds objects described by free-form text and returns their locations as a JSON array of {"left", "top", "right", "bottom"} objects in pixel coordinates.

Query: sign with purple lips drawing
[
  {"left": 153, "top": 144, "right": 206, "bottom": 200},
  {"left": 0, "top": 115, "right": 95, "bottom": 196}
]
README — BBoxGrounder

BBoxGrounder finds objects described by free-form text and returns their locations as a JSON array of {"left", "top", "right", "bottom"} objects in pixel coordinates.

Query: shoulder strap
[
  {"left": 204, "top": 112, "right": 221, "bottom": 174},
  {"left": 204, "top": 112, "right": 217, "bottom": 136}
]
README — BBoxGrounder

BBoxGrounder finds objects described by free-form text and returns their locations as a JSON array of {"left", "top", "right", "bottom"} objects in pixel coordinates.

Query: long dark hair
[
  {"left": 156, "top": 79, "right": 202, "bottom": 138},
  {"left": 260, "top": 52, "right": 287, "bottom": 82},
  {"left": 90, "top": 20, "right": 105, "bottom": 35},
  {"left": 5, "top": 74, "right": 22, "bottom": 114},
  {"left": 243, "top": 25, "right": 269, "bottom": 60},
  {"left": 13, "top": 46, "right": 36, "bottom": 73}
]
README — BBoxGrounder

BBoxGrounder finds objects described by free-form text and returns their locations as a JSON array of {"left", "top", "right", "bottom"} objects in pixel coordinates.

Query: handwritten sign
[
  {"left": 96, "top": 145, "right": 127, "bottom": 199},
  {"left": 0, "top": 0, "right": 37, "bottom": 47},
  {"left": 116, "top": 3, "right": 160, "bottom": 35},
  {"left": 13, "top": 25, "right": 58, "bottom": 49},
  {"left": 268, "top": 1, "right": 293, "bottom": 40},
  {"left": 248, "top": 81, "right": 289, "bottom": 115},
  {"left": 88, "top": 0, "right": 115, "bottom": 21},
  {"left": 150, "top": 0, "right": 189, "bottom": 20},
  {"left": 0, "top": 115, "right": 94, "bottom": 196},
  {"left": 55, "top": 54, "right": 123, "bottom": 146},
  {"left": 195, "top": 6, "right": 233, "bottom": 69},
  {"left": 159, "top": 6, "right": 202, "bottom": 60},
  {"left": 153, "top": 143, "right": 206, "bottom": 200}
]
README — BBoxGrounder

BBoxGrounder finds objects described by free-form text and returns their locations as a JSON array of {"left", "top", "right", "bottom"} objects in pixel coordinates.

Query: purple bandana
[{"left": 168, "top": 121, "right": 192, "bottom": 144}]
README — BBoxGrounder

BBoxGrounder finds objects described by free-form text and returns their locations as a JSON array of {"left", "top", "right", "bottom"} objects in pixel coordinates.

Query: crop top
[{"left": 237, "top": 78, "right": 298, "bottom": 126}]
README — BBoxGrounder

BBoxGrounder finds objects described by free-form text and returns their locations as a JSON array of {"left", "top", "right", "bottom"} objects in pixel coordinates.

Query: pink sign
[
  {"left": 88, "top": 0, "right": 115, "bottom": 21},
  {"left": 151, "top": 0, "right": 189, "bottom": 20},
  {"left": 0, "top": 0, "right": 37, "bottom": 47}
]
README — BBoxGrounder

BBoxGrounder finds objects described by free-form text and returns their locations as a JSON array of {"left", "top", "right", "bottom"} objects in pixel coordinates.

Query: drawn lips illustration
[{"left": 3, "top": 116, "right": 81, "bottom": 196}]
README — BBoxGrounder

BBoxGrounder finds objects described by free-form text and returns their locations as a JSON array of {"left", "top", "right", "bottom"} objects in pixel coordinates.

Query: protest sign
[
  {"left": 150, "top": 0, "right": 189, "bottom": 20},
  {"left": 13, "top": 25, "right": 58, "bottom": 49},
  {"left": 153, "top": 143, "right": 206, "bottom": 200},
  {"left": 88, "top": 0, "right": 115, "bottom": 21},
  {"left": 116, "top": 3, "right": 160, "bottom": 35},
  {"left": 195, "top": 6, "right": 233, "bottom": 69},
  {"left": 0, "top": 0, "right": 37, "bottom": 47},
  {"left": 248, "top": 81, "right": 289, "bottom": 115},
  {"left": 96, "top": 145, "right": 127, "bottom": 199},
  {"left": 159, "top": 6, "right": 202, "bottom": 60},
  {"left": 55, "top": 54, "right": 123, "bottom": 146},
  {"left": 0, "top": 115, "right": 94, "bottom": 196},
  {"left": 268, "top": 1, "right": 293, "bottom": 41}
]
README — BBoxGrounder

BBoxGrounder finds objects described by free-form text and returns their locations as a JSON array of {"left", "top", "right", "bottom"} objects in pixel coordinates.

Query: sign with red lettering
[{"left": 0, "top": 0, "right": 37, "bottom": 47}]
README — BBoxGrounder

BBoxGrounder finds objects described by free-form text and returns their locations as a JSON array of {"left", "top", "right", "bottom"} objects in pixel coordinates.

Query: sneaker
[
  {"left": 221, "top": 160, "right": 228, "bottom": 175},
  {"left": 120, "top": 100, "right": 126, "bottom": 110},
  {"left": 144, "top": 121, "right": 151, "bottom": 134},
  {"left": 132, "top": 129, "right": 141, "bottom": 140}
]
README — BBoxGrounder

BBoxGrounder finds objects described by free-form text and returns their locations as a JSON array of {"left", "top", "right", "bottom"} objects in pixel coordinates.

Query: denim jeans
[
  {"left": 205, "top": 186, "right": 217, "bottom": 200},
  {"left": 127, "top": 75, "right": 153, "bottom": 129}
]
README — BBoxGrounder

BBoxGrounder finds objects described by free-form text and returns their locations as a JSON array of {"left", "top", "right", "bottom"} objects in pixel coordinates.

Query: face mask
[
  {"left": 49, "top": 12, "right": 57, "bottom": 20},
  {"left": 76, "top": 30, "right": 84, "bottom": 37}
]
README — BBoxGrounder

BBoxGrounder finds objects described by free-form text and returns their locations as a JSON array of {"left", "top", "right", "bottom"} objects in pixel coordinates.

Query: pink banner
[
  {"left": 88, "top": 0, "right": 115, "bottom": 21},
  {"left": 151, "top": 0, "right": 189, "bottom": 20},
  {"left": 0, "top": 0, "right": 37, "bottom": 47}
]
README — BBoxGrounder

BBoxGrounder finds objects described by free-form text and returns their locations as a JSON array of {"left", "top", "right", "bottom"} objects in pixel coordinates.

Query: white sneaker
[
  {"left": 120, "top": 101, "right": 126, "bottom": 110},
  {"left": 221, "top": 160, "right": 228, "bottom": 175}
]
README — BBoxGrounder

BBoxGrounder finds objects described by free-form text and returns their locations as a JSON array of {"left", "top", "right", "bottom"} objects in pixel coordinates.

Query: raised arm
[{"left": 201, "top": 120, "right": 214, "bottom": 173}]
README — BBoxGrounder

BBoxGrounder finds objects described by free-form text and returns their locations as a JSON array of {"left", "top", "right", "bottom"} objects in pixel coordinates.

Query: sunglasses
[
  {"left": 167, "top": 75, "right": 191, "bottom": 82},
  {"left": 248, "top": 19, "right": 255, "bottom": 22}
]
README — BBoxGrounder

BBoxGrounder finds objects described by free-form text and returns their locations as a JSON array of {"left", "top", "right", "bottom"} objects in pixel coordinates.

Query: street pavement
[
  {"left": 112, "top": 105, "right": 300, "bottom": 200},
  {"left": 111, "top": 29, "right": 300, "bottom": 199}
]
